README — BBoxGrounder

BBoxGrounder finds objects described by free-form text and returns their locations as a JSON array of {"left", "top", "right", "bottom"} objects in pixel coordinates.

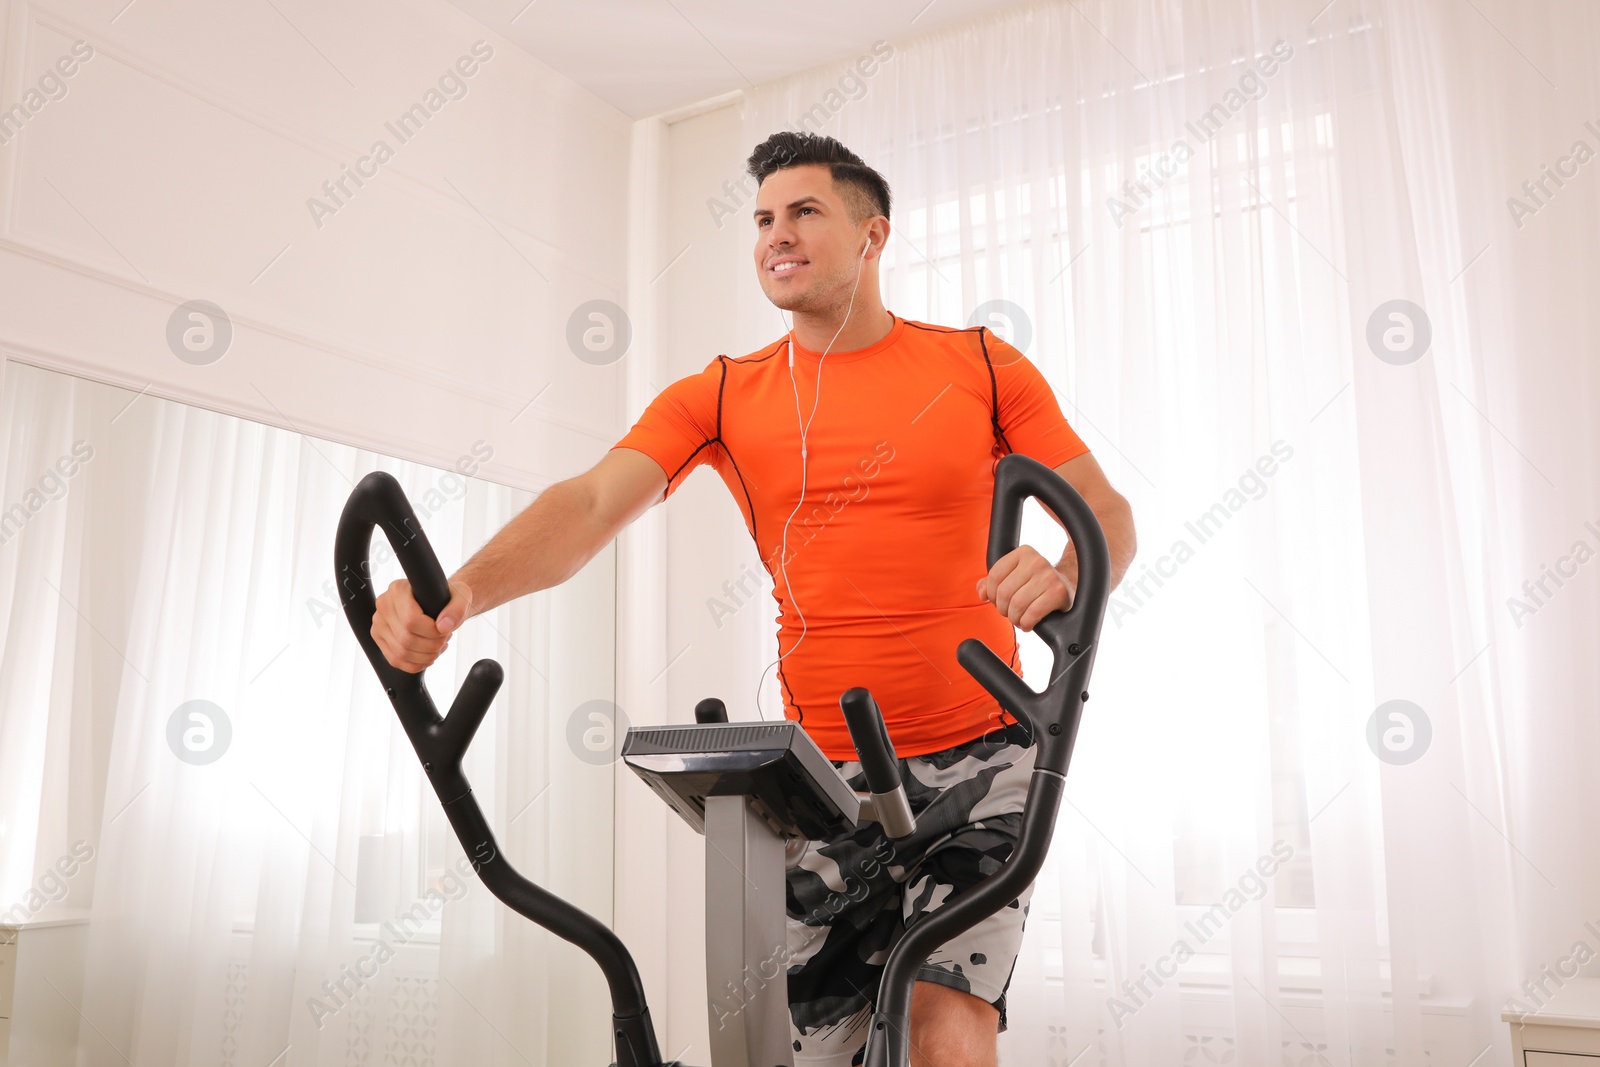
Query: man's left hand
[{"left": 976, "top": 544, "right": 1076, "bottom": 632}]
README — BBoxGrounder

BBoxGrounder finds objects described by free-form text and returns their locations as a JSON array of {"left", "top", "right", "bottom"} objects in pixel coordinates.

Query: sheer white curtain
[
  {"left": 0, "top": 363, "right": 616, "bottom": 1067},
  {"left": 0, "top": 364, "right": 91, "bottom": 913},
  {"left": 736, "top": 1, "right": 1600, "bottom": 1063}
]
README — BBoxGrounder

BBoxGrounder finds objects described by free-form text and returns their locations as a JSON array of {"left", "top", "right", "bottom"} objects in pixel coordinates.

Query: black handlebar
[
  {"left": 334, "top": 471, "right": 453, "bottom": 688},
  {"left": 694, "top": 697, "right": 729, "bottom": 724},
  {"left": 334, "top": 471, "right": 676, "bottom": 1067},
  {"left": 840, "top": 688, "right": 901, "bottom": 799},
  {"left": 956, "top": 452, "right": 1110, "bottom": 771},
  {"left": 335, "top": 453, "right": 1111, "bottom": 1067},
  {"left": 862, "top": 453, "right": 1110, "bottom": 1067}
]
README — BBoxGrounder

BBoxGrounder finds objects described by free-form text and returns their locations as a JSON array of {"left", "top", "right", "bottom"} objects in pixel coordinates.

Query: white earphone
[{"left": 758, "top": 234, "right": 874, "bottom": 719}]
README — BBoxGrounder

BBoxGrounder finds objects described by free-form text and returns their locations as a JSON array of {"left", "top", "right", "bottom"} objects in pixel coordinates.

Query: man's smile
[{"left": 768, "top": 254, "right": 810, "bottom": 276}]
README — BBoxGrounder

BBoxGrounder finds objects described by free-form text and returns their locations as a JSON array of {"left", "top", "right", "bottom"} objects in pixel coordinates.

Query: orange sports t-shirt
[{"left": 610, "top": 313, "right": 1091, "bottom": 760}]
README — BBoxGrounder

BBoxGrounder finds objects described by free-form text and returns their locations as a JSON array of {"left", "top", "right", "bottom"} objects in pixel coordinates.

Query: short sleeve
[
  {"left": 609, "top": 357, "right": 723, "bottom": 497},
  {"left": 983, "top": 329, "right": 1091, "bottom": 468}
]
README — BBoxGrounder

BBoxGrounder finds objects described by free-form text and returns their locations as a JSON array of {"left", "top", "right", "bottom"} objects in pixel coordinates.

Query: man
[{"left": 372, "top": 132, "right": 1136, "bottom": 1067}]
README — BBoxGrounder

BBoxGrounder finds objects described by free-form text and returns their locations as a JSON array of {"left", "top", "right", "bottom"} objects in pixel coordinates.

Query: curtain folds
[
  {"left": 0, "top": 364, "right": 616, "bottom": 1067},
  {"left": 735, "top": 2, "right": 1600, "bottom": 1063}
]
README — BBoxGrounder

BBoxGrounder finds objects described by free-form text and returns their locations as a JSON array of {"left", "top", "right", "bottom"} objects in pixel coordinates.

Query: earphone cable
[{"left": 755, "top": 237, "right": 872, "bottom": 720}]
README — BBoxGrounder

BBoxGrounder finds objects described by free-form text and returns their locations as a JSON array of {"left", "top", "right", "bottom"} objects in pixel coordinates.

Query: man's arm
[
  {"left": 976, "top": 451, "right": 1137, "bottom": 632},
  {"left": 1046, "top": 450, "right": 1137, "bottom": 601},
  {"left": 371, "top": 447, "right": 667, "bottom": 671},
  {"left": 451, "top": 447, "right": 668, "bottom": 616}
]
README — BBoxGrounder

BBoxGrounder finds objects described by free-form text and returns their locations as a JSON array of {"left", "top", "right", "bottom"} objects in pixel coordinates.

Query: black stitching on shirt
[
  {"left": 776, "top": 657, "right": 802, "bottom": 727},
  {"left": 976, "top": 327, "right": 1013, "bottom": 455},
  {"left": 714, "top": 355, "right": 762, "bottom": 550},
  {"left": 701, "top": 342, "right": 801, "bottom": 723},
  {"left": 902, "top": 320, "right": 976, "bottom": 335},
  {"left": 665, "top": 439, "right": 716, "bottom": 487},
  {"left": 903, "top": 320, "right": 1009, "bottom": 455}
]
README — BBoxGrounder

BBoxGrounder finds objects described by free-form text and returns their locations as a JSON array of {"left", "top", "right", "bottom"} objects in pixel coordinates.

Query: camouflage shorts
[{"left": 784, "top": 719, "right": 1037, "bottom": 1065}]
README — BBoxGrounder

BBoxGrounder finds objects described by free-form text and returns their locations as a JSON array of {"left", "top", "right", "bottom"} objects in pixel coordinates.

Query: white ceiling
[{"left": 448, "top": 0, "right": 1029, "bottom": 120}]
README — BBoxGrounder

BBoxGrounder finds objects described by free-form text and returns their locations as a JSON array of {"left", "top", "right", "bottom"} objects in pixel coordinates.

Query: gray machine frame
[{"left": 621, "top": 695, "right": 916, "bottom": 1067}]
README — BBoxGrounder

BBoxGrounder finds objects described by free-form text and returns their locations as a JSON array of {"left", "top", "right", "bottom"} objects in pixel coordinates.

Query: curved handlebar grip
[
  {"left": 983, "top": 453, "right": 1108, "bottom": 651},
  {"left": 960, "top": 453, "right": 1110, "bottom": 773},
  {"left": 333, "top": 476, "right": 668, "bottom": 1066},
  {"left": 863, "top": 456, "right": 1113, "bottom": 1066},
  {"left": 334, "top": 471, "right": 453, "bottom": 690}
]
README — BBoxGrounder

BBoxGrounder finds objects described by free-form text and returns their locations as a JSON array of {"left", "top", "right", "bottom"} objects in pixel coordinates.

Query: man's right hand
[{"left": 372, "top": 578, "right": 473, "bottom": 673}]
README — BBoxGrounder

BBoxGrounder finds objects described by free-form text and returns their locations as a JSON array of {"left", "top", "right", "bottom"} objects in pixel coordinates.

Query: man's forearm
[
  {"left": 1056, "top": 495, "right": 1136, "bottom": 594},
  {"left": 451, "top": 477, "right": 609, "bottom": 619}
]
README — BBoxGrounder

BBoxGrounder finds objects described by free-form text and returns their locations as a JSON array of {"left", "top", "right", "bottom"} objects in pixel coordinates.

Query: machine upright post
[{"left": 703, "top": 795, "right": 795, "bottom": 1067}]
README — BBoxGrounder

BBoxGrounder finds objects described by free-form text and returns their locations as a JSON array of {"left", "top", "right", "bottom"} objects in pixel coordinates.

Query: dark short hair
[{"left": 746, "top": 131, "right": 892, "bottom": 225}]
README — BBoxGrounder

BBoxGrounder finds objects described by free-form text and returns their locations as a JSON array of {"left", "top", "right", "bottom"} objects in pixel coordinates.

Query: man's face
[{"left": 753, "top": 164, "right": 869, "bottom": 315}]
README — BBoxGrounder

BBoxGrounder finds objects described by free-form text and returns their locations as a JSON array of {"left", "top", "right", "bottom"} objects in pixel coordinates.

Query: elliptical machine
[{"left": 335, "top": 453, "right": 1109, "bottom": 1067}]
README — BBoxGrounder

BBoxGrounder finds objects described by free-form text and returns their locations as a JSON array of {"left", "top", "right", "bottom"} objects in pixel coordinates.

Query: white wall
[
  {"left": 613, "top": 98, "right": 769, "bottom": 1065},
  {"left": 0, "top": 0, "right": 632, "bottom": 492},
  {"left": 0, "top": 0, "right": 637, "bottom": 1061}
]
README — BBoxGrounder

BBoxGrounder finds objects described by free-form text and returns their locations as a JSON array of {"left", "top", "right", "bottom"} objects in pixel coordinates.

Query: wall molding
[
  {"left": 0, "top": 234, "right": 622, "bottom": 450},
  {"left": 9, "top": 2, "right": 579, "bottom": 274},
  {"left": 653, "top": 88, "right": 743, "bottom": 126},
  {"left": 0, "top": 339, "right": 582, "bottom": 494},
  {"left": 0, "top": 0, "right": 638, "bottom": 494},
  {"left": 0, "top": 1, "right": 631, "bottom": 453}
]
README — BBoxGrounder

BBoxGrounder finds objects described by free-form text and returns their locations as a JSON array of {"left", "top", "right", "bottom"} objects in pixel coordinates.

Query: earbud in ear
[{"left": 861, "top": 238, "right": 871, "bottom": 257}]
